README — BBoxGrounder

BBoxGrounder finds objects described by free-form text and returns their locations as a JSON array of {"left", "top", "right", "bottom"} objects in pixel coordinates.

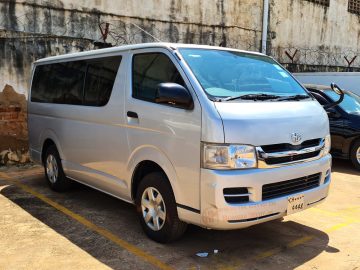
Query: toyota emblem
[{"left": 291, "top": 133, "right": 302, "bottom": 144}]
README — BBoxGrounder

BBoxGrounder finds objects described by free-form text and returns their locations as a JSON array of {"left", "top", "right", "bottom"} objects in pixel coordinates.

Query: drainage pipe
[{"left": 261, "top": 0, "right": 270, "bottom": 54}]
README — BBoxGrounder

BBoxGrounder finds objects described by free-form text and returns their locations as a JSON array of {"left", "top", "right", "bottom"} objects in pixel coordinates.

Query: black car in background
[{"left": 305, "top": 84, "right": 360, "bottom": 170}]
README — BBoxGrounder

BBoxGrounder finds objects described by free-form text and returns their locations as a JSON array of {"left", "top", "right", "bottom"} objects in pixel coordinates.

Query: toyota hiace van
[{"left": 29, "top": 43, "right": 332, "bottom": 242}]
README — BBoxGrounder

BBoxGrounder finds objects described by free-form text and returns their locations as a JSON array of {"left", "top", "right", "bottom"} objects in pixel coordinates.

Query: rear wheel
[
  {"left": 350, "top": 139, "right": 360, "bottom": 170},
  {"left": 135, "top": 172, "right": 187, "bottom": 243},
  {"left": 44, "top": 145, "right": 72, "bottom": 191}
]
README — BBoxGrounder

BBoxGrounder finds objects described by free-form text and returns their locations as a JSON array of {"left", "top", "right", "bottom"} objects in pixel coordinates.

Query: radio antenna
[{"left": 130, "top": 22, "right": 162, "bottom": 43}]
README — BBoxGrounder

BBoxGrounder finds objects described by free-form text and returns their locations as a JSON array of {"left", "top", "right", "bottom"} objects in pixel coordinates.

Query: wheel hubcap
[
  {"left": 46, "top": 154, "right": 58, "bottom": 184},
  {"left": 356, "top": 147, "right": 360, "bottom": 164},
  {"left": 141, "top": 187, "right": 166, "bottom": 231}
]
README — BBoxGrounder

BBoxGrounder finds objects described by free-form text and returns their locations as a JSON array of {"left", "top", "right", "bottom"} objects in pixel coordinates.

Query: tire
[
  {"left": 135, "top": 172, "right": 187, "bottom": 243},
  {"left": 44, "top": 145, "right": 72, "bottom": 191},
  {"left": 350, "top": 139, "right": 360, "bottom": 171}
]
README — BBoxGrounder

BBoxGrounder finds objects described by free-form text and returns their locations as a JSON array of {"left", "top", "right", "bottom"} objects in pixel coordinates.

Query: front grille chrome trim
[{"left": 256, "top": 138, "right": 325, "bottom": 168}]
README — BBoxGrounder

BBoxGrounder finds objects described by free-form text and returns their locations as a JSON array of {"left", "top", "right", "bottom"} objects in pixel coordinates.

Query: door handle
[{"left": 127, "top": 111, "right": 138, "bottom": 118}]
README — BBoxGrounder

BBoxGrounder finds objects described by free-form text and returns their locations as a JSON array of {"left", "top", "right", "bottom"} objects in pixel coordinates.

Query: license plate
[{"left": 287, "top": 194, "right": 305, "bottom": 215}]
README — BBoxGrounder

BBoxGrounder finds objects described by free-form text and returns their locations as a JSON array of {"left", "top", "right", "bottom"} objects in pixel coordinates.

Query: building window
[
  {"left": 348, "top": 0, "right": 360, "bottom": 15},
  {"left": 304, "top": 0, "right": 330, "bottom": 7}
]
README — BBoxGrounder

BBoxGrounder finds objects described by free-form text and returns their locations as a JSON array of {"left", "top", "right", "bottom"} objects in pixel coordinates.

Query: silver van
[{"left": 28, "top": 43, "right": 332, "bottom": 243}]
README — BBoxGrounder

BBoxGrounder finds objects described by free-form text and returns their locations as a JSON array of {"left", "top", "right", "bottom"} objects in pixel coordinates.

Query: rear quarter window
[
  {"left": 31, "top": 56, "right": 122, "bottom": 106},
  {"left": 31, "top": 61, "right": 86, "bottom": 105}
]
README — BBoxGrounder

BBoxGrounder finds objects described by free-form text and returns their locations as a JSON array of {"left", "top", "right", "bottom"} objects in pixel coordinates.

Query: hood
[{"left": 215, "top": 101, "right": 329, "bottom": 145}]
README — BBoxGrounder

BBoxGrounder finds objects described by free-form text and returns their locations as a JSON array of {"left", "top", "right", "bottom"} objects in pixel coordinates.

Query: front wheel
[
  {"left": 350, "top": 139, "right": 360, "bottom": 171},
  {"left": 135, "top": 172, "right": 187, "bottom": 243}
]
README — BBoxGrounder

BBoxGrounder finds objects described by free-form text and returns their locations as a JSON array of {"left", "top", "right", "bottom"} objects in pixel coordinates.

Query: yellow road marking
[
  {"left": 310, "top": 207, "right": 360, "bottom": 222},
  {"left": 324, "top": 220, "right": 357, "bottom": 233},
  {"left": 1, "top": 170, "right": 358, "bottom": 270},
  {"left": 220, "top": 215, "right": 358, "bottom": 269},
  {"left": 0, "top": 172, "right": 172, "bottom": 270},
  {"left": 254, "top": 247, "right": 283, "bottom": 260},
  {"left": 310, "top": 207, "right": 343, "bottom": 217},
  {"left": 252, "top": 219, "right": 358, "bottom": 263},
  {"left": 286, "top": 235, "right": 314, "bottom": 248}
]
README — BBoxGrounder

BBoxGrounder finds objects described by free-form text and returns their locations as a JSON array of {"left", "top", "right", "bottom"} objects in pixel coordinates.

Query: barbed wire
[
  {"left": 1, "top": 3, "right": 360, "bottom": 71},
  {"left": 271, "top": 46, "right": 360, "bottom": 70},
  {"left": 101, "top": 20, "right": 259, "bottom": 51}
]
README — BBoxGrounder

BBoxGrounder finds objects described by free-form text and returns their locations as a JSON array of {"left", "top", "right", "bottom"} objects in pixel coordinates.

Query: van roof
[{"left": 34, "top": 42, "right": 266, "bottom": 64}]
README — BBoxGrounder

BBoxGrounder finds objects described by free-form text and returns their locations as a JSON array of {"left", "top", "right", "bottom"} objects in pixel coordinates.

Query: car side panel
[{"left": 28, "top": 53, "right": 131, "bottom": 199}]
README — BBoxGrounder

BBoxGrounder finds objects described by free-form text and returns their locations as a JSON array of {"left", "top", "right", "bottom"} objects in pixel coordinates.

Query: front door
[{"left": 125, "top": 48, "right": 202, "bottom": 211}]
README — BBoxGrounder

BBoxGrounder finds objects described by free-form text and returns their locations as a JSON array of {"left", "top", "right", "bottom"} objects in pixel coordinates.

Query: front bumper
[{"left": 200, "top": 154, "right": 331, "bottom": 229}]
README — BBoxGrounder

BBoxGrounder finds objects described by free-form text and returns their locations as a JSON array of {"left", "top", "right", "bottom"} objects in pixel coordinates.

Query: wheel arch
[
  {"left": 349, "top": 137, "right": 360, "bottom": 158},
  {"left": 343, "top": 136, "right": 360, "bottom": 158},
  {"left": 127, "top": 146, "right": 180, "bottom": 202},
  {"left": 39, "top": 129, "right": 64, "bottom": 164},
  {"left": 350, "top": 136, "right": 360, "bottom": 150}
]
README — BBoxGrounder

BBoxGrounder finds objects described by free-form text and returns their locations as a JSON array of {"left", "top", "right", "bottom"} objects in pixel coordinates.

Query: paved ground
[{"left": 0, "top": 160, "right": 359, "bottom": 270}]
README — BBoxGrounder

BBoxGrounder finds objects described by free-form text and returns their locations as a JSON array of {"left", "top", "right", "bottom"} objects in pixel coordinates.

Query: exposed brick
[{"left": 0, "top": 85, "right": 28, "bottom": 142}]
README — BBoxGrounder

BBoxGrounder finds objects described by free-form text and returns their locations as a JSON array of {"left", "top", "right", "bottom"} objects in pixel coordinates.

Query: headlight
[
  {"left": 322, "top": 135, "right": 331, "bottom": 156},
  {"left": 202, "top": 143, "right": 257, "bottom": 170}
]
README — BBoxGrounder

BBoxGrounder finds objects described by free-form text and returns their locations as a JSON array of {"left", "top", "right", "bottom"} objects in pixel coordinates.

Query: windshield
[
  {"left": 179, "top": 48, "right": 308, "bottom": 100},
  {"left": 326, "top": 91, "right": 360, "bottom": 115}
]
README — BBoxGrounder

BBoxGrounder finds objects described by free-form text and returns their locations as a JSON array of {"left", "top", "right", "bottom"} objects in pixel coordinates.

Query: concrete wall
[
  {"left": 0, "top": 30, "right": 94, "bottom": 96},
  {"left": 270, "top": 0, "right": 360, "bottom": 70},
  {"left": 0, "top": 0, "right": 263, "bottom": 164},
  {"left": 3, "top": 0, "right": 359, "bottom": 94},
  {"left": 0, "top": 29, "right": 94, "bottom": 165},
  {"left": 0, "top": 0, "right": 263, "bottom": 95},
  {"left": 1, "top": 0, "right": 360, "bottom": 164}
]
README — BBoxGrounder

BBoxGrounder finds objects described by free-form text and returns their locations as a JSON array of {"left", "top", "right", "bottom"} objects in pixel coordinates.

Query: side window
[
  {"left": 31, "top": 64, "right": 54, "bottom": 103},
  {"left": 132, "top": 53, "right": 186, "bottom": 102},
  {"left": 84, "top": 56, "right": 122, "bottom": 106},
  {"left": 51, "top": 61, "right": 86, "bottom": 105},
  {"left": 31, "top": 61, "right": 86, "bottom": 104},
  {"left": 31, "top": 56, "right": 121, "bottom": 106}
]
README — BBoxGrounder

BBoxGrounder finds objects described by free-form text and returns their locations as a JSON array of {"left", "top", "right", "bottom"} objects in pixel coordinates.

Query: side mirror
[
  {"left": 330, "top": 83, "right": 343, "bottom": 95},
  {"left": 323, "top": 83, "right": 345, "bottom": 110},
  {"left": 155, "top": 83, "right": 194, "bottom": 110}
]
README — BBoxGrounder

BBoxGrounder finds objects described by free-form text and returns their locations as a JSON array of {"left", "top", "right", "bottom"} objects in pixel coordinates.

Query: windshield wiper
[
  {"left": 276, "top": 95, "right": 310, "bottom": 101},
  {"left": 222, "top": 93, "right": 281, "bottom": 101},
  {"left": 209, "top": 96, "right": 226, "bottom": 102}
]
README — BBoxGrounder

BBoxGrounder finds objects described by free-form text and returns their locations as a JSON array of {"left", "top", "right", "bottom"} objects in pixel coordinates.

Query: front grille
[
  {"left": 261, "top": 139, "right": 321, "bottom": 153},
  {"left": 265, "top": 150, "right": 320, "bottom": 165},
  {"left": 257, "top": 138, "right": 323, "bottom": 167},
  {"left": 223, "top": 187, "right": 249, "bottom": 203},
  {"left": 262, "top": 173, "right": 321, "bottom": 200}
]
